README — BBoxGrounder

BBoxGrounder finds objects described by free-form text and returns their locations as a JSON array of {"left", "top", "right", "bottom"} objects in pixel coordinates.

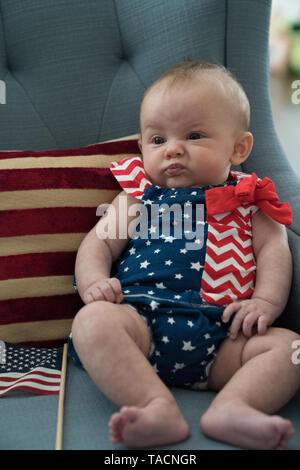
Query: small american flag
[{"left": 0, "top": 341, "right": 63, "bottom": 397}]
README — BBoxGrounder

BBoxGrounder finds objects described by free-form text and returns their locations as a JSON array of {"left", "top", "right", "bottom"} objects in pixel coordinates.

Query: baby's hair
[{"left": 141, "top": 61, "right": 250, "bottom": 131}]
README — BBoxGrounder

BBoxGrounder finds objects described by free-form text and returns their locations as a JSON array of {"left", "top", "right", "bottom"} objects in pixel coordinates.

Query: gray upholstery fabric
[
  {"left": 1, "top": 359, "right": 299, "bottom": 450},
  {"left": 0, "top": 0, "right": 227, "bottom": 149},
  {"left": 0, "top": 0, "right": 299, "bottom": 450}
]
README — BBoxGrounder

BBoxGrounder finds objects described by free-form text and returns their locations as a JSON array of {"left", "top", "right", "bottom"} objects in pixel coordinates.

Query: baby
[{"left": 71, "top": 61, "right": 300, "bottom": 449}]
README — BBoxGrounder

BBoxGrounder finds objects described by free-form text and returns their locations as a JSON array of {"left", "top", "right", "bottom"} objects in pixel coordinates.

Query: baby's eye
[
  {"left": 188, "top": 132, "right": 203, "bottom": 140},
  {"left": 152, "top": 136, "right": 165, "bottom": 145}
]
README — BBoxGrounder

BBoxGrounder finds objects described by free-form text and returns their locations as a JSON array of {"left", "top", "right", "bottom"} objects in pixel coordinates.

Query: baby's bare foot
[
  {"left": 109, "top": 397, "right": 189, "bottom": 448},
  {"left": 200, "top": 401, "right": 294, "bottom": 450}
]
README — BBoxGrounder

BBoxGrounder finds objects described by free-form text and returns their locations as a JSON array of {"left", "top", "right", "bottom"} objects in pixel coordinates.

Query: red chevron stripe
[
  {"left": 208, "top": 215, "right": 251, "bottom": 233},
  {"left": 204, "top": 265, "right": 255, "bottom": 285},
  {"left": 207, "top": 221, "right": 251, "bottom": 238},
  {"left": 118, "top": 172, "right": 148, "bottom": 188},
  {"left": 205, "top": 246, "right": 255, "bottom": 268},
  {"left": 201, "top": 291, "right": 254, "bottom": 306},
  {"left": 207, "top": 235, "right": 253, "bottom": 256},
  {"left": 111, "top": 160, "right": 150, "bottom": 191},
  {"left": 202, "top": 263, "right": 255, "bottom": 286},
  {"left": 111, "top": 157, "right": 143, "bottom": 175},
  {"left": 207, "top": 205, "right": 254, "bottom": 230},
  {"left": 207, "top": 225, "right": 250, "bottom": 240},
  {"left": 201, "top": 293, "right": 231, "bottom": 306},
  {"left": 201, "top": 278, "right": 254, "bottom": 298},
  {"left": 124, "top": 189, "right": 144, "bottom": 198},
  {"left": 203, "top": 265, "right": 256, "bottom": 286},
  {"left": 202, "top": 194, "right": 257, "bottom": 306},
  {"left": 110, "top": 157, "right": 151, "bottom": 197}
]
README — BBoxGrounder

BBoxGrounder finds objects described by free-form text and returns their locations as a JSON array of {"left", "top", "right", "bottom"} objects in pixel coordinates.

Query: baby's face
[{"left": 139, "top": 77, "right": 246, "bottom": 188}]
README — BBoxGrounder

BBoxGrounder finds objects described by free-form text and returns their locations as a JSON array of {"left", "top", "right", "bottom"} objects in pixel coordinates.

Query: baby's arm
[
  {"left": 222, "top": 210, "right": 292, "bottom": 339},
  {"left": 75, "top": 190, "right": 141, "bottom": 304}
]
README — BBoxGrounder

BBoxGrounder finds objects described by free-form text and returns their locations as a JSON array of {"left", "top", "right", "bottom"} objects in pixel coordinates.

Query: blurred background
[{"left": 269, "top": 0, "right": 300, "bottom": 176}]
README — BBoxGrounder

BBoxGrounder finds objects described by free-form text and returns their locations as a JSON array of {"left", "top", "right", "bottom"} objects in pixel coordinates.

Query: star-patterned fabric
[
  {"left": 112, "top": 184, "right": 231, "bottom": 388},
  {"left": 114, "top": 185, "right": 210, "bottom": 292}
]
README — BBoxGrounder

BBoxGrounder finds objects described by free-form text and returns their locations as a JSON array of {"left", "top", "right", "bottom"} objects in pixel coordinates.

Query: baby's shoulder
[{"left": 110, "top": 190, "right": 141, "bottom": 212}]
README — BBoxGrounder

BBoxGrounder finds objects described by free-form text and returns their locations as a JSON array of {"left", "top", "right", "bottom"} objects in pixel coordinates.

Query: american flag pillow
[{"left": 0, "top": 136, "right": 140, "bottom": 347}]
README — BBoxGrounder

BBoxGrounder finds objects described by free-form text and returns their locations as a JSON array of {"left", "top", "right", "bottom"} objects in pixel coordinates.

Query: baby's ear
[
  {"left": 230, "top": 132, "right": 253, "bottom": 166},
  {"left": 138, "top": 138, "right": 143, "bottom": 153}
]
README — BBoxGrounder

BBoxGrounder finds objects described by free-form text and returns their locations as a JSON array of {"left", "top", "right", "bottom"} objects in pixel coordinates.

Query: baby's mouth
[{"left": 165, "top": 163, "right": 185, "bottom": 176}]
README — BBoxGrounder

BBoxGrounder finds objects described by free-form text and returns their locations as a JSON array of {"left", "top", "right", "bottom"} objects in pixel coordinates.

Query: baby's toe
[{"left": 109, "top": 412, "right": 125, "bottom": 443}]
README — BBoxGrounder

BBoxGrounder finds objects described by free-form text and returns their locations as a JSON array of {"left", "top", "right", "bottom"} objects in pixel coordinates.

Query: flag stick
[{"left": 55, "top": 342, "right": 68, "bottom": 450}]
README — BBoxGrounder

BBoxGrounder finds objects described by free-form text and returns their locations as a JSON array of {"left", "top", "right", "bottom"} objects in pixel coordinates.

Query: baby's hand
[
  {"left": 222, "top": 298, "right": 278, "bottom": 340},
  {"left": 82, "top": 277, "right": 123, "bottom": 305}
]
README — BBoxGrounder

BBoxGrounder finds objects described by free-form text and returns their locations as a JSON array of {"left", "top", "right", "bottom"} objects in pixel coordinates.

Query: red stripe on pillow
[
  {"left": 0, "top": 294, "right": 83, "bottom": 324},
  {"left": 0, "top": 139, "right": 140, "bottom": 160},
  {"left": 0, "top": 167, "right": 120, "bottom": 191},
  {"left": 20, "top": 339, "right": 69, "bottom": 348},
  {"left": 0, "top": 252, "right": 76, "bottom": 280},
  {"left": 0, "top": 207, "right": 99, "bottom": 237},
  {"left": 0, "top": 137, "right": 140, "bottom": 346}
]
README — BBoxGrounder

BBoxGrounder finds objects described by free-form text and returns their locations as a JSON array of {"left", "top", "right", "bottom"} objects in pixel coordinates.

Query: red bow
[{"left": 206, "top": 173, "right": 292, "bottom": 226}]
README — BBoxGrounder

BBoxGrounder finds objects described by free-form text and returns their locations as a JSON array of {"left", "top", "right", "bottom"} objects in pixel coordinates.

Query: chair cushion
[{"left": 0, "top": 136, "right": 140, "bottom": 346}]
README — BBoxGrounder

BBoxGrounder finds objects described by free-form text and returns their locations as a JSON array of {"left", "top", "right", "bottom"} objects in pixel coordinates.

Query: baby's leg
[
  {"left": 71, "top": 301, "right": 189, "bottom": 448},
  {"left": 200, "top": 327, "right": 300, "bottom": 449}
]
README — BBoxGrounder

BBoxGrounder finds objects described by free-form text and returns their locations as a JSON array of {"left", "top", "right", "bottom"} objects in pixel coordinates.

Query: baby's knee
[
  {"left": 242, "top": 327, "right": 300, "bottom": 365},
  {"left": 266, "top": 327, "right": 300, "bottom": 351},
  {"left": 72, "top": 301, "right": 117, "bottom": 341}
]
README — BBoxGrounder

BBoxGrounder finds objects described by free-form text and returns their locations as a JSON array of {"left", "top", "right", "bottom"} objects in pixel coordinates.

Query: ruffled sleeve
[{"left": 110, "top": 156, "right": 152, "bottom": 199}]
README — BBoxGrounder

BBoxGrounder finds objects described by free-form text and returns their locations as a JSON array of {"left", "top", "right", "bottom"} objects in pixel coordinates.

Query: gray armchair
[{"left": 0, "top": 0, "right": 299, "bottom": 450}]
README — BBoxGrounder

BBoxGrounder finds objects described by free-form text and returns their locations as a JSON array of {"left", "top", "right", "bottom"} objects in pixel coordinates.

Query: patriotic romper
[{"left": 69, "top": 156, "right": 292, "bottom": 390}]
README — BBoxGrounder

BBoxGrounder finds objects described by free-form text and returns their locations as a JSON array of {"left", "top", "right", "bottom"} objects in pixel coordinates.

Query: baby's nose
[{"left": 165, "top": 141, "right": 184, "bottom": 158}]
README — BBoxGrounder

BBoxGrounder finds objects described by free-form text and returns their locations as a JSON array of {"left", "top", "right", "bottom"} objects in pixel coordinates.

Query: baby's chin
[
  {"left": 148, "top": 172, "right": 228, "bottom": 188},
  {"left": 151, "top": 174, "right": 195, "bottom": 188},
  {"left": 163, "top": 179, "right": 227, "bottom": 189}
]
